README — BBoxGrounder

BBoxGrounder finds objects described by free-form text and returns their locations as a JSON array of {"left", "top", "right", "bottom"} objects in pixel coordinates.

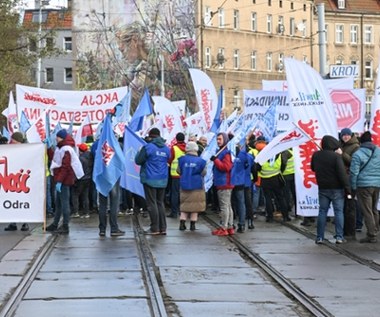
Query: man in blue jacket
[
  {"left": 135, "top": 128, "right": 170, "bottom": 235},
  {"left": 350, "top": 131, "right": 380, "bottom": 243}
]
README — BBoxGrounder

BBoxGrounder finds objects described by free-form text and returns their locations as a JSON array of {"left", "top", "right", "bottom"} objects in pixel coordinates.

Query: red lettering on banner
[
  {"left": 25, "top": 108, "right": 42, "bottom": 121},
  {"left": 298, "top": 120, "right": 319, "bottom": 188},
  {"left": 281, "top": 130, "right": 301, "bottom": 142},
  {"left": 35, "top": 118, "right": 45, "bottom": 141},
  {"left": 102, "top": 141, "right": 115, "bottom": 166},
  {"left": 80, "top": 92, "right": 119, "bottom": 106},
  {"left": 370, "top": 109, "right": 380, "bottom": 146},
  {"left": 24, "top": 93, "right": 57, "bottom": 106},
  {"left": 0, "top": 157, "right": 31, "bottom": 193},
  {"left": 200, "top": 89, "right": 212, "bottom": 129},
  {"left": 165, "top": 115, "right": 175, "bottom": 134}
]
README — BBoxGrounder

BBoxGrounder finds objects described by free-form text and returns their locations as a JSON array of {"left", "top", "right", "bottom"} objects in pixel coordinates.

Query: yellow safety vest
[
  {"left": 259, "top": 155, "right": 282, "bottom": 179},
  {"left": 283, "top": 150, "right": 295, "bottom": 176},
  {"left": 170, "top": 145, "right": 185, "bottom": 177}
]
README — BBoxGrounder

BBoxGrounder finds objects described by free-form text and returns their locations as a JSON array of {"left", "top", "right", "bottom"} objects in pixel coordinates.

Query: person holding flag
[
  {"left": 210, "top": 132, "right": 235, "bottom": 236},
  {"left": 135, "top": 128, "right": 170, "bottom": 235}
]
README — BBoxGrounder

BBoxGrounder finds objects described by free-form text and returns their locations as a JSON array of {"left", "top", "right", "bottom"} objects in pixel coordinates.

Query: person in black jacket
[
  {"left": 71, "top": 143, "right": 94, "bottom": 218},
  {"left": 311, "top": 135, "right": 351, "bottom": 244}
]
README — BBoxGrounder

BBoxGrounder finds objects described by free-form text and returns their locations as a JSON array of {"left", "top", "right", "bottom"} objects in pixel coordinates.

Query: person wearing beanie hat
[
  {"left": 78, "top": 143, "right": 89, "bottom": 152},
  {"left": 56, "top": 129, "right": 68, "bottom": 140},
  {"left": 337, "top": 128, "right": 360, "bottom": 238},
  {"left": 210, "top": 132, "right": 234, "bottom": 236},
  {"left": 135, "top": 127, "right": 170, "bottom": 235},
  {"left": 177, "top": 141, "right": 207, "bottom": 231},
  {"left": 10, "top": 132, "right": 25, "bottom": 144},
  {"left": 359, "top": 131, "right": 372, "bottom": 144},
  {"left": 167, "top": 131, "right": 187, "bottom": 218},
  {"left": 148, "top": 128, "right": 160, "bottom": 138},
  {"left": 350, "top": 131, "right": 380, "bottom": 243}
]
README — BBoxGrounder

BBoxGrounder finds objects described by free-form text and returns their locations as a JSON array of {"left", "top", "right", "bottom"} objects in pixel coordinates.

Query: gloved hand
[
  {"left": 210, "top": 155, "right": 216, "bottom": 161},
  {"left": 55, "top": 182, "right": 62, "bottom": 193}
]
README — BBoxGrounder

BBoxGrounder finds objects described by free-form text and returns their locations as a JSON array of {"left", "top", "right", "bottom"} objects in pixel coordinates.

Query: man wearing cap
[
  {"left": 71, "top": 143, "right": 94, "bottom": 219},
  {"left": 350, "top": 131, "right": 380, "bottom": 243},
  {"left": 337, "top": 128, "right": 360, "bottom": 239},
  {"left": 46, "top": 129, "right": 84, "bottom": 234},
  {"left": 3, "top": 132, "right": 29, "bottom": 232},
  {"left": 135, "top": 128, "right": 170, "bottom": 235},
  {"left": 167, "top": 132, "right": 186, "bottom": 218}
]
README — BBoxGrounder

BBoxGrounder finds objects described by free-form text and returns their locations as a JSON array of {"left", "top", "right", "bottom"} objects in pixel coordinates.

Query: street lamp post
[{"left": 36, "top": 0, "right": 50, "bottom": 88}]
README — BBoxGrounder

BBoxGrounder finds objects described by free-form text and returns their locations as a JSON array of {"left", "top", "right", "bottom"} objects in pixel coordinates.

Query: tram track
[
  {"left": 202, "top": 213, "right": 334, "bottom": 317},
  {"left": 0, "top": 234, "right": 59, "bottom": 317}
]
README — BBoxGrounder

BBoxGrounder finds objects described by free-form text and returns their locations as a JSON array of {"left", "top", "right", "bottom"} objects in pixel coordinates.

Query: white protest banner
[
  {"left": 189, "top": 69, "right": 218, "bottom": 130},
  {"left": 0, "top": 143, "right": 45, "bottom": 223},
  {"left": 331, "top": 89, "right": 366, "bottom": 132},
  {"left": 285, "top": 58, "right": 338, "bottom": 217},
  {"left": 16, "top": 84, "right": 129, "bottom": 125},
  {"left": 369, "top": 55, "right": 380, "bottom": 146},
  {"left": 243, "top": 90, "right": 292, "bottom": 131},
  {"left": 262, "top": 77, "right": 354, "bottom": 91},
  {"left": 153, "top": 96, "right": 184, "bottom": 146},
  {"left": 184, "top": 111, "right": 207, "bottom": 137}
]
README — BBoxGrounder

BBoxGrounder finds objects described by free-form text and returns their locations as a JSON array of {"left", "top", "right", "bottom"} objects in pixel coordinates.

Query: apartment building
[
  {"left": 199, "top": 0, "right": 313, "bottom": 112},
  {"left": 315, "top": 0, "right": 380, "bottom": 114},
  {"left": 23, "top": 3, "right": 73, "bottom": 90}
]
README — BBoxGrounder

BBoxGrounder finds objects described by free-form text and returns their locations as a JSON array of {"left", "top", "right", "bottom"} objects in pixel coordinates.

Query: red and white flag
[
  {"left": 369, "top": 55, "right": 380, "bottom": 146},
  {"left": 3, "top": 91, "right": 19, "bottom": 134},
  {"left": 255, "top": 126, "right": 309, "bottom": 165},
  {"left": 75, "top": 114, "right": 93, "bottom": 146}
]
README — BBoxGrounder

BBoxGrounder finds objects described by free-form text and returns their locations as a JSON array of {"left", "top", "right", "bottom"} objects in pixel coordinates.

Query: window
[
  {"left": 29, "top": 38, "right": 37, "bottom": 52},
  {"left": 266, "top": 52, "right": 272, "bottom": 71},
  {"left": 303, "top": 55, "right": 308, "bottom": 63},
  {"left": 290, "top": 2, "right": 294, "bottom": 10},
  {"left": 268, "top": 0, "right": 271, "bottom": 6},
  {"left": 303, "top": 4, "right": 307, "bottom": 11},
  {"left": 365, "top": 60, "right": 373, "bottom": 79},
  {"left": 251, "top": 51, "right": 257, "bottom": 70},
  {"left": 32, "top": 11, "right": 47, "bottom": 23},
  {"left": 46, "top": 37, "right": 54, "bottom": 50},
  {"left": 338, "top": 0, "right": 345, "bottom": 9},
  {"left": 325, "top": 24, "right": 329, "bottom": 42},
  {"left": 267, "top": 15, "right": 272, "bottom": 33},
  {"left": 233, "top": 90, "right": 240, "bottom": 110},
  {"left": 64, "top": 37, "right": 72, "bottom": 51},
  {"left": 335, "top": 24, "right": 344, "bottom": 44},
  {"left": 233, "top": 49, "right": 240, "bottom": 69},
  {"left": 290, "top": 18, "right": 295, "bottom": 36},
  {"left": 64, "top": 68, "right": 72, "bottom": 83},
  {"left": 205, "top": 47, "right": 211, "bottom": 68},
  {"left": 350, "top": 25, "right": 358, "bottom": 44},
  {"left": 364, "top": 25, "right": 373, "bottom": 44},
  {"left": 278, "top": 53, "right": 284, "bottom": 72},
  {"left": 302, "top": 19, "right": 307, "bottom": 37},
  {"left": 217, "top": 48, "right": 225, "bottom": 69},
  {"left": 233, "top": 10, "right": 239, "bottom": 30},
  {"left": 278, "top": 16, "right": 284, "bottom": 34},
  {"left": 218, "top": 8, "right": 225, "bottom": 28},
  {"left": 279, "top": 1, "right": 283, "bottom": 8},
  {"left": 336, "top": 57, "right": 343, "bottom": 65},
  {"left": 204, "top": 6, "right": 212, "bottom": 26},
  {"left": 45, "top": 68, "right": 54, "bottom": 83},
  {"left": 251, "top": 12, "right": 257, "bottom": 32}
]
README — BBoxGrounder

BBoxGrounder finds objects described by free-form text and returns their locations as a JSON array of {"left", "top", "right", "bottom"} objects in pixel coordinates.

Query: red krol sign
[{"left": 330, "top": 90, "right": 361, "bottom": 129}]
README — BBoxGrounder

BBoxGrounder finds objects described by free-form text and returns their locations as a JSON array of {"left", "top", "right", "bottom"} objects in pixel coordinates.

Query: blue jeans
[
  {"left": 317, "top": 189, "right": 344, "bottom": 240},
  {"left": 232, "top": 188, "right": 246, "bottom": 226},
  {"left": 53, "top": 184, "right": 71, "bottom": 226},
  {"left": 98, "top": 182, "right": 120, "bottom": 232}
]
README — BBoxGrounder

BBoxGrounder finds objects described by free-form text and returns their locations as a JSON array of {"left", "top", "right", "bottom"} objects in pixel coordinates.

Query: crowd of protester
[{"left": 3, "top": 126, "right": 380, "bottom": 245}]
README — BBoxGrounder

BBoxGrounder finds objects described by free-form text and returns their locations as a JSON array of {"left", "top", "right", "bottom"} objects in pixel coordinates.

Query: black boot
[
  {"left": 57, "top": 224, "right": 69, "bottom": 234},
  {"left": 248, "top": 219, "right": 255, "bottom": 229},
  {"left": 179, "top": 220, "right": 186, "bottom": 231},
  {"left": 46, "top": 223, "right": 58, "bottom": 232},
  {"left": 237, "top": 224, "right": 245, "bottom": 233},
  {"left": 190, "top": 221, "right": 196, "bottom": 231},
  {"left": 4, "top": 223, "right": 17, "bottom": 231}
]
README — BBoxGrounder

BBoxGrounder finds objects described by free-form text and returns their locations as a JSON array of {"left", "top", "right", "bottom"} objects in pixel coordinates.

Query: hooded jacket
[
  {"left": 135, "top": 136, "right": 170, "bottom": 188},
  {"left": 213, "top": 133, "right": 234, "bottom": 189},
  {"left": 311, "top": 135, "right": 350, "bottom": 192},
  {"left": 340, "top": 134, "right": 360, "bottom": 169}
]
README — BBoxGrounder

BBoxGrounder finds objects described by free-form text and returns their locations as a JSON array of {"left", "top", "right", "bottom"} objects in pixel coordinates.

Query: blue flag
[
  {"left": 210, "top": 86, "right": 223, "bottom": 133},
  {"left": 112, "top": 89, "right": 132, "bottom": 126},
  {"left": 93, "top": 114, "right": 126, "bottom": 196},
  {"left": 120, "top": 125, "right": 146, "bottom": 198},
  {"left": 67, "top": 117, "right": 74, "bottom": 135},
  {"left": 257, "top": 100, "right": 278, "bottom": 142},
  {"left": 50, "top": 122, "right": 62, "bottom": 148},
  {"left": 201, "top": 133, "right": 218, "bottom": 192},
  {"left": 129, "top": 88, "right": 153, "bottom": 132},
  {"left": 19, "top": 111, "right": 31, "bottom": 133}
]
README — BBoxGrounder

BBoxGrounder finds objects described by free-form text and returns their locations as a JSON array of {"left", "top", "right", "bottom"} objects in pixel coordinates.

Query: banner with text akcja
[
  {"left": 0, "top": 143, "right": 45, "bottom": 223},
  {"left": 16, "top": 84, "right": 129, "bottom": 126}
]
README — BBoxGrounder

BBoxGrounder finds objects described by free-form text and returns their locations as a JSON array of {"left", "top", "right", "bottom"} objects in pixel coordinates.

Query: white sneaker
[{"left": 71, "top": 213, "right": 80, "bottom": 218}]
